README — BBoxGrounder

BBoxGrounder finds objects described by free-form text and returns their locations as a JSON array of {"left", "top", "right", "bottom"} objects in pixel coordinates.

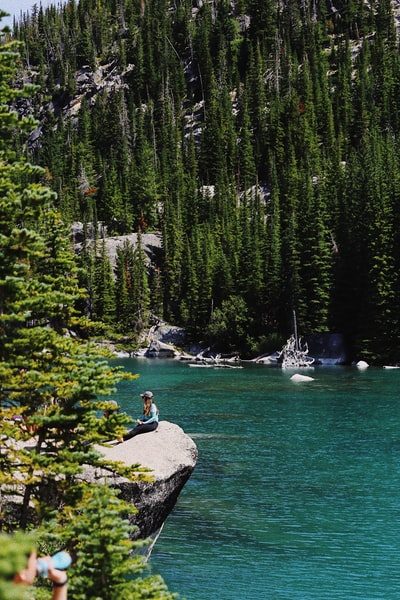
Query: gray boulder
[
  {"left": 91, "top": 421, "right": 198, "bottom": 539},
  {"left": 145, "top": 339, "right": 179, "bottom": 357}
]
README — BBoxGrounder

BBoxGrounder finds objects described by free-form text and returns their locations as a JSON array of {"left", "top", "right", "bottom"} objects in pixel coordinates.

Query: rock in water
[
  {"left": 92, "top": 421, "right": 198, "bottom": 539},
  {"left": 290, "top": 373, "right": 315, "bottom": 382},
  {"left": 356, "top": 360, "right": 369, "bottom": 369}
]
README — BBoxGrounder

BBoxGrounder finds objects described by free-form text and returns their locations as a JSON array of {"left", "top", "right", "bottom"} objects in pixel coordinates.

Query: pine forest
[{"left": 10, "top": 0, "right": 400, "bottom": 363}]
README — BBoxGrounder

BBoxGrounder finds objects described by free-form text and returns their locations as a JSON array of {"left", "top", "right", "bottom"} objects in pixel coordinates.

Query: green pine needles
[{"left": 0, "top": 23, "right": 178, "bottom": 600}]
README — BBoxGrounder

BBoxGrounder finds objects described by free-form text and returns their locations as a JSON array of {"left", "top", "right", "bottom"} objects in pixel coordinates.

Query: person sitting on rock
[{"left": 118, "top": 391, "right": 159, "bottom": 442}]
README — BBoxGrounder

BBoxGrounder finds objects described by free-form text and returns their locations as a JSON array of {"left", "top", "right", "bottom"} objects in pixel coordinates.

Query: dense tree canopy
[
  {"left": 11, "top": 0, "right": 400, "bottom": 362},
  {"left": 0, "top": 20, "right": 177, "bottom": 598}
]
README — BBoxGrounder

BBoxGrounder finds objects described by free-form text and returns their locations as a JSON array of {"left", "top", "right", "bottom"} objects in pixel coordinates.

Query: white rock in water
[
  {"left": 356, "top": 360, "right": 369, "bottom": 369},
  {"left": 290, "top": 373, "right": 315, "bottom": 382}
]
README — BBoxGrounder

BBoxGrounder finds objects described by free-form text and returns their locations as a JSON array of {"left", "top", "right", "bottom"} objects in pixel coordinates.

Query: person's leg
[
  {"left": 140, "top": 421, "right": 158, "bottom": 433},
  {"left": 122, "top": 427, "right": 139, "bottom": 441},
  {"left": 123, "top": 422, "right": 158, "bottom": 440}
]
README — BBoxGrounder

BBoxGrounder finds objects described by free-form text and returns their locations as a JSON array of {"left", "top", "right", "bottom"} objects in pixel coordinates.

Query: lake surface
[{"left": 111, "top": 359, "right": 400, "bottom": 599}]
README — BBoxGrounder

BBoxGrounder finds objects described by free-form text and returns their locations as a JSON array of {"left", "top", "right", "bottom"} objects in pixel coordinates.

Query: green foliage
[
  {"left": 0, "top": 26, "right": 177, "bottom": 599},
  {"left": 206, "top": 295, "right": 251, "bottom": 353},
  {"left": 0, "top": 533, "right": 35, "bottom": 600},
  {"left": 12, "top": 0, "right": 400, "bottom": 361},
  {"left": 50, "top": 485, "right": 178, "bottom": 600},
  {"left": 114, "top": 237, "right": 150, "bottom": 334}
]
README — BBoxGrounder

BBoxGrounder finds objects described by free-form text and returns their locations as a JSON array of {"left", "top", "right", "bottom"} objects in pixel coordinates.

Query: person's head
[
  {"left": 141, "top": 391, "right": 153, "bottom": 415},
  {"left": 103, "top": 400, "right": 119, "bottom": 419}
]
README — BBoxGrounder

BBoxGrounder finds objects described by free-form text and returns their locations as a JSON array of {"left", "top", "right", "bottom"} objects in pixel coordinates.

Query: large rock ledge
[{"left": 89, "top": 421, "right": 198, "bottom": 539}]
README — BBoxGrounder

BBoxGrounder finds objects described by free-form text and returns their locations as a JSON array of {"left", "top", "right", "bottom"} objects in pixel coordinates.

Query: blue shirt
[{"left": 139, "top": 403, "right": 159, "bottom": 424}]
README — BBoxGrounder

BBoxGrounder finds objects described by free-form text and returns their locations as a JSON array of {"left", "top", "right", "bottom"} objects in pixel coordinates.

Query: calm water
[{"left": 111, "top": 359, "right": 400, "bottom": 599}]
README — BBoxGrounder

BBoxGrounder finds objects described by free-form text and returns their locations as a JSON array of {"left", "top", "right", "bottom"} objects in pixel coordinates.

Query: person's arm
[
  {"left": 141, "top": 404, "right": 159, "bottom": 424},
  {"left": 13, "top": 551, "right": 38, "bottom": 585},
  {"left": 48, "top": 563, "right": 68, "bottom": 600},
  {"left": 13, "top": 552, "right": 68, "bottom": 599}
]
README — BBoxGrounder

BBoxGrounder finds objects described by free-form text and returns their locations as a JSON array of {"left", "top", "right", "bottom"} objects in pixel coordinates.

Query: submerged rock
[
  {"left": 91, "top": 421, "right": 198, "bottom": 539},
  {"left": 290, "top": 373, "right": 315, "bottom": 382},
  {"left": 356, "top": 360, "right": 369, "bottom": 369}
]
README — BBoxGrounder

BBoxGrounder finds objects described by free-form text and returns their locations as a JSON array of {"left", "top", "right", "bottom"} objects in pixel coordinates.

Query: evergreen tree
[
  {"left": 236, "top": 91, "right": 257, "bottom": 190},
  {"left": 0, "top": 28, "right": 176, "bottom": 599},
  {"left": 353, "top": 130, "right": 399, "bottom": 362},
  {"left": 0, "top": 532, "right": 34, "bottom": 600},
  {"left": 92, "top": 238, "right": 116, "bottom": 324},
  {"left": 115, "top": 237, "right": 150, "bottom": 335},
  {"left": 12, "top": 0, "right": 400, "bottom": 361}
]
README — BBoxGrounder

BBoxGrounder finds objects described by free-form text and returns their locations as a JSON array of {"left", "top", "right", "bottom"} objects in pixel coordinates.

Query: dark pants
[{"left": 123, "top": 421, "right": 158, "bottom": 441}]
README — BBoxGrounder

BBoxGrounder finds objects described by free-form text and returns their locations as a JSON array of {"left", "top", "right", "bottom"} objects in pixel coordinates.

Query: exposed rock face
[
  {"left": 91, "top": 421, "right": 197, "bottom": 539},
  {"left": 71, "top": 222, "right": 163, "bottom": 268},
  {"left": 145, "top": 339, "right": 180, "bottom": 358},
  {"left": 149, "top": 324, "right": 186, "bottom": 347}
]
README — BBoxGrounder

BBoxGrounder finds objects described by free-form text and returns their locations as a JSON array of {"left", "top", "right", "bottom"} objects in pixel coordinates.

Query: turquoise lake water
[{"left": 112, "top": 359, "right": 400, "bottom": 600}]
